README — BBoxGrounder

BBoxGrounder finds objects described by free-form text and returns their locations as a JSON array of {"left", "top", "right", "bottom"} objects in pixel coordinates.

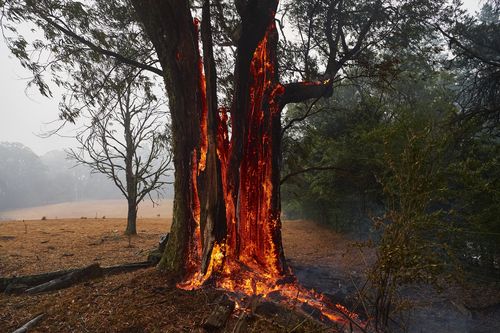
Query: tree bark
[
  {"left": 124, "top": 94, "right": 138, "bottom": 236},
  {"left": 125, "top": 201, "right": 137, "bottom": 235},
  {"left": 199, "top": 0, "right": 227, "bottom": 274},
  {"left": 25, "top": 263, "right": 103, "bottom": 294},
  {"left": 131, "top": 0, "right": 203, "bottom": 278},
  {"left": 130, "top": 0, "right": 333, "bottom": 285}
]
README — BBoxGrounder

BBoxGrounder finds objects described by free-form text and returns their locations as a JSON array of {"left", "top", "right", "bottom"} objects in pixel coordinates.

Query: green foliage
[
  {"left": 446, "top": 131, "right": 500, "bottom": 273},
  {"left": 442, "top": 0, "right": 500, "bottom": 133},
  {"left": 364, "top": 109, "right": 456, "bottom": 330},
  {"left": 0, "top": 0, "right": 160, "bottom": 121},
  {"left": 282, "top": 33, "right": 500, "bottom": 327}
]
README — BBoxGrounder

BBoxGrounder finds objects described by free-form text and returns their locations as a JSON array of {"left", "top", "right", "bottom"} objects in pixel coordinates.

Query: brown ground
[
  {"left": 1, "top": 218, "right": 498, "bottom": 332},
  {"left": 0, "top": 199, "right": 174, "bottom": 221},
  {"left": 0, "top": 218, "right": 169, "bottom": 276},
  {"left": 0, "top": 218, "right": 365, "bottom": 277},
  {"left": 0, "top": 218, "right": 362, "bottom": 332}
]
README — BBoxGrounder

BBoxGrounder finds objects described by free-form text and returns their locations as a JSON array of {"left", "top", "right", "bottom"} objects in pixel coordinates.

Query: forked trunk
[
  {"left": 132, "top": 0, "right": 328, "bottom": 287},
  {"left": 124, "top": 1, "right": 353, "bottom": 325}
]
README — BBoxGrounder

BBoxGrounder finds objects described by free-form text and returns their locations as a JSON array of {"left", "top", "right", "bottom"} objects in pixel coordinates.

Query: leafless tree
[{"left": 68, "top": 74, "right": 172, "bottom": 235}]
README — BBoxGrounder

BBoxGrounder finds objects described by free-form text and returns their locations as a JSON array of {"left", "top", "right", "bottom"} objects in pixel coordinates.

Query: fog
[
  {"left": 0, "top": 41, "right": 78, "bottom": 155},
  {"left": 0, "top": 142, "right": 174, "bottom": 213}
]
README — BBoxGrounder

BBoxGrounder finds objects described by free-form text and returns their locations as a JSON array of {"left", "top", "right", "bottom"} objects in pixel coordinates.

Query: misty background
[
  {"left": 0, "top": 142, "right": 174, "bottom": 212},
  {"left": 0, "top": 142, "right": 118, "bottom": 211}
]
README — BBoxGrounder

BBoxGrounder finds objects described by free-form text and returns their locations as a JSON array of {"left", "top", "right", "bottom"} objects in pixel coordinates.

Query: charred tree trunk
[
  {"left": 131, "top": 0, "right": 332, "bottom": 287},
  {"left": 199, "top": 0, "right": 227, "bottom": 274}
]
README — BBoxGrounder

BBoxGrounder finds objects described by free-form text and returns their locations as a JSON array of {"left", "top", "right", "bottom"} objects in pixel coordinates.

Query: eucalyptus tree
[
  {"left": 0, "top": 0, "right": 450, "bottom": 287},
  {"left": 438, "top": 0, "right": 500, "bottom": 132}
]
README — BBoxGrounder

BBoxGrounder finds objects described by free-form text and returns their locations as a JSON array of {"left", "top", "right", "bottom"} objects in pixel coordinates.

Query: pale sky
[
  {"left": 0, "top": 41, "right": 77, "bottom": 155},
  {"left": 0, "top": 0, "right": 482, "bottom": 156}
]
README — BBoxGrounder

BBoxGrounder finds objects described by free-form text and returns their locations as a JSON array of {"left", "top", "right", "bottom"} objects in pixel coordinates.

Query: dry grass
[
  {"left": 0, "top": 199, "right": 174, "bottom": 221},
  {"left": 1, "top": 217, "right": 498, "bottom": 332},
  {"left": 0, "top": 268, "right": 328, "bottom": 333},
  {"left": 0, "top": 218, "right": 343, "bottom": 332},
  {"left": 0, "top": 218, "right": 366, "bottom": 278},
  {"left": 0, "top": 218, "right": 169, "bottom": 276}
]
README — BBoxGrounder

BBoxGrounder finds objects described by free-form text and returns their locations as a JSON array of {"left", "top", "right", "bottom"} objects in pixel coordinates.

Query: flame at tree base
[
  {"left": 178, "top": 243, "right": 358, "bottom": 326},
  {"left": 179, "top": 266, "right": 358, "bottom": 326}
]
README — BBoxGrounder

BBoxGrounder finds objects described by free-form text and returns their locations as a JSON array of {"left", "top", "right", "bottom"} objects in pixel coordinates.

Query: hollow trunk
[{"left": 131, "top": 0, "right": 329, "bottom": 289}]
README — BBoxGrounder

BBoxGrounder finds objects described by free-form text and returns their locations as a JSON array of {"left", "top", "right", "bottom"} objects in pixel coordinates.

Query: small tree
[{"left": 68, "top": 73, "right": 172, "bottom": 235}]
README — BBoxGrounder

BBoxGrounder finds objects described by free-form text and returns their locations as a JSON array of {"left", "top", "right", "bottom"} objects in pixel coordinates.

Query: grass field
[{"left": 0, "top": 199, "right": 174, "bottom": 221}]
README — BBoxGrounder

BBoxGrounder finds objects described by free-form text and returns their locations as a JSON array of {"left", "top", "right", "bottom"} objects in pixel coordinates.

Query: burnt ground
[{"left": 0, "top": 218, "right": 499, "bottom": 332}]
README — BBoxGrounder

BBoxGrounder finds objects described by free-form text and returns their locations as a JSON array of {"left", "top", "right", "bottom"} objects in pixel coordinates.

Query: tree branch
[
  {"left": 280, "top": 165, "right": 352, "bottom": 185},
  {"left": 281, "top": 80, "right": 333, "bottom": 106},
  {"left": 37, "top": 11, "right": 163, "bottom": 76}
]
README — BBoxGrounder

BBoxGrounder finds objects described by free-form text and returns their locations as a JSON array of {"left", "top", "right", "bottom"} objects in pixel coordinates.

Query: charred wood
[
  {"left": 2, "top": 261, "right": 154, "bottom": 294},
  {"left": 25, "top": 263, "right": 103, "bottom": 294}
]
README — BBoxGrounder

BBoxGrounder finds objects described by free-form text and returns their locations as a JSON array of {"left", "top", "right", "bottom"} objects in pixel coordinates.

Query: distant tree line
[{"left": 0, "top": 142, "right": 173, "bottom": 211}]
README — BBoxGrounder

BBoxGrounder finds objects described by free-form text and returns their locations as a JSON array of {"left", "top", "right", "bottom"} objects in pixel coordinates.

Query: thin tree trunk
[
  {"left": 125, "top": 201, "right": 137, "bottom": 235},
  {"left": 124, "top": 89, "right": 137, "bottom": 236}
]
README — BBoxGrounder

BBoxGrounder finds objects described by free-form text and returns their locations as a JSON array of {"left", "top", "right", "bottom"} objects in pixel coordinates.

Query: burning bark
[{"left": 178, "top": 0, "right": 288, "bottom": 291}]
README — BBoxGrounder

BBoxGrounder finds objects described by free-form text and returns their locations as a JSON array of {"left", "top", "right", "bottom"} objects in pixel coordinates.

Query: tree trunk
[
  {"left": 124, "top": 89, "right": 138, "bottom": 236},
  {"left": 125, "top": 201, "right": 137, "bottom": 235},
  {"left": 131, "top": 0, "right": 203, "bottom": 278},
  {"left": 131, "top": 0, "right": 332, "bottom": 288}
]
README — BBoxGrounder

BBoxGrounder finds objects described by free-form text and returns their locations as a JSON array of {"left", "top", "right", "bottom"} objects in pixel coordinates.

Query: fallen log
[
  {"left": 102, "top": 261, "right": 153, "bottom": 275},
  {"left": 25, "top": 263, "right": 103, "bottom": 294},
  {"left": 12, "top": 313, "right": 44, "bottom": 333},
  {"left": 2, "top": 261, "right": 156, "bottom": 294},
  {"left": 1, "top": 268, "right": 78, "bottom": 292}
]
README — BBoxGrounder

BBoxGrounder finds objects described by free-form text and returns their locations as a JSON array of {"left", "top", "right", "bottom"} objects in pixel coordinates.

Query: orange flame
[{"left": 194, "top": 18, "right": 208, "bottom": 173}]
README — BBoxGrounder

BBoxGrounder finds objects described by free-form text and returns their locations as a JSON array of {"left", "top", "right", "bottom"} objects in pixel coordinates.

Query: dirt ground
[
  {"left": 0, "top": 218, "right": 365, "bottom": 277},
  {"left": 1, "top": 218, "right": 499, "bottom": 332},
  {"left": 0, "top": 218, "right": 364, "bottom": 332},
  {"left": 0, "top": 218, "right": 169, "bottom": 276}
]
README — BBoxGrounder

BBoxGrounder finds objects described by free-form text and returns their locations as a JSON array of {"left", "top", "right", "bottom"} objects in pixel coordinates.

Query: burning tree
[
  {"left": 1, "top": 0, "right": 448, "bottom": 320},
  {"left": 129, "top": 0, "right": 407, "bottom": 295},
  {"left": 130, "top": 0, "right": 335, "bottom": 290}
]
